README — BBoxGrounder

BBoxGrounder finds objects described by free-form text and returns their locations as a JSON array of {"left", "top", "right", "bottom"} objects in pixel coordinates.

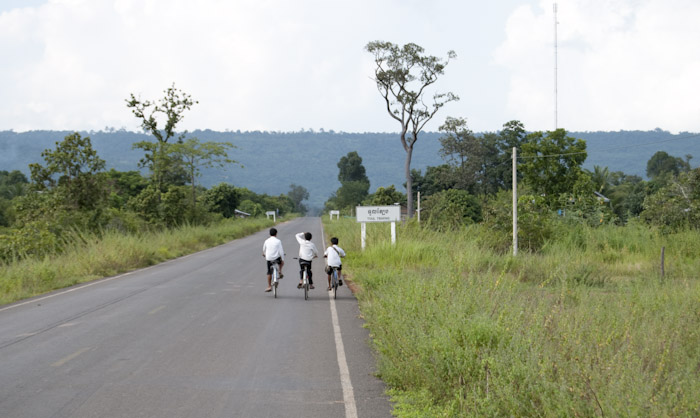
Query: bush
[
  {"left": 422, "top": 189, "right": 482, "bottom": 231},
  {"left": 481, "top": 190, "right": 554, "bottom": 252}
]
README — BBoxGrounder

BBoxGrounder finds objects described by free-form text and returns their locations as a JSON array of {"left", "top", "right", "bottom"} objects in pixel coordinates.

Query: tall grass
[
  {"left": 325, "top": 217, "right": 700, "bottom": 416},
  {"left": 0, "top": 218, "right": 274, "bottom": 305}
]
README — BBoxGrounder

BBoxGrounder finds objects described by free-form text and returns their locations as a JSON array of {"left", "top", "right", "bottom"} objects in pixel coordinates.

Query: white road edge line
[{"left": 322, "top": 222, "right": 359, "bottom": 418}]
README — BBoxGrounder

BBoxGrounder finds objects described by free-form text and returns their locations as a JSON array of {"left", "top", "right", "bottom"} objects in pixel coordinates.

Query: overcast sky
[{"left": 1, "top": 0, "right": 699, "bottom": 134}]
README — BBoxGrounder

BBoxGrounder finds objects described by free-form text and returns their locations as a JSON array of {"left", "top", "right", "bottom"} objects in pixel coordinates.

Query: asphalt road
[{"left": 0, "top": 217, "right": 392, "bottom": 418}]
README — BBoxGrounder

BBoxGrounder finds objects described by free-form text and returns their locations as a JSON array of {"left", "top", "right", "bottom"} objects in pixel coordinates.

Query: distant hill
[{"left": 1, "top": 129, "right": 698, "bottom": 210}]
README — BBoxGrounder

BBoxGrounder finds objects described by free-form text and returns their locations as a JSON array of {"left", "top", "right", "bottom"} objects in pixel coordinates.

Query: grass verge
[
  {"left": 324, "top": 218, "right": 700, "bottom": 417},
  {"left": 0, "top": 217, "right": 274, "bottom": 306}
]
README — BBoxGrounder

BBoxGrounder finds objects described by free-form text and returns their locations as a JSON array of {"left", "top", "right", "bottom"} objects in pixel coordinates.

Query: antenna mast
[{"left": 554, "top": 2, "right": 558, "bottom": 130}]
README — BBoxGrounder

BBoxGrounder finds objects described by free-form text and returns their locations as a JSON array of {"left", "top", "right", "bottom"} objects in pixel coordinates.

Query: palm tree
[{"left": 590, "top": 165, "right": 611, "bottom": 194}]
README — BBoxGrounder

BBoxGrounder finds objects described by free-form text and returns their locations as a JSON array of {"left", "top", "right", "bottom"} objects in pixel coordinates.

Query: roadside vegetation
[
  {"left": 324, "top": 217, "right": 700, "bottom": 416},
  {"left": 0, "top": 84, "right": 308, "bottom": 305},
  {"left": 0, "top": 217, "right": 274, "bottom": 305}
]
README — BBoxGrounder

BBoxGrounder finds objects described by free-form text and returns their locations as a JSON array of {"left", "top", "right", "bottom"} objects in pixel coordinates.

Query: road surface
[{"left": 0, "top": 217, "right": 392, "bottom": 418}]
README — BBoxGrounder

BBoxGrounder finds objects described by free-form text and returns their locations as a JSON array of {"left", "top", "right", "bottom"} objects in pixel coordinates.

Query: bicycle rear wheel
[
  {"left": 303, "top": 270, "right": 309, "bottom": 300},
  {"left": 273, "top": 268, "right": 278, "bottom": 298},
  {"left": 332, "top": 270, "right": 338, "bottom": 299}
]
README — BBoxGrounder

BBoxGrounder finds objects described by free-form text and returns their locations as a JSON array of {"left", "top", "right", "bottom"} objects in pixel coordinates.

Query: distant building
[{"left": 234, "top": 209, "right": 251, "bottom": 218}]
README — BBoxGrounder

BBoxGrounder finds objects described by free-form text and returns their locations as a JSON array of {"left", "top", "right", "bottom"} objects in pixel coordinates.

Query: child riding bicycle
[
  {"left": 295, "top": 232, "right": 319, "bottom": 290},
  {"left": 324, "top": 237, "right": 346, "bottom": 291}
]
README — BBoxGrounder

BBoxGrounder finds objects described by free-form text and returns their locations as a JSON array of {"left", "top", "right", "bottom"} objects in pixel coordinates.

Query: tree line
[
  {"left": 0, "top": 85, "right": 309, "bottom": 262},
  {"left": 321, "top": 41, "right": 698, "bottom": 249}
]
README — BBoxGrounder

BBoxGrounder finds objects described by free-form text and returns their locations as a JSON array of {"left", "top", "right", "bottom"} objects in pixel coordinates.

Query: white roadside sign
[
  {"left": 356, "top": 205, "right": 401, "bottom": 249},
  {"left": 356, "top": 206, "right": 401, "bottom": 223}
]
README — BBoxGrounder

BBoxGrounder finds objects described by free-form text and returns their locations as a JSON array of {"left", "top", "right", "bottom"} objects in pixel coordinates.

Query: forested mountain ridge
[{"left": 1, "top": 129, "right": 697, "bottom": 209}]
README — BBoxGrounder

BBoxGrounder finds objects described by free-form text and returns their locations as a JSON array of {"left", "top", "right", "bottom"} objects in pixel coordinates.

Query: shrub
[{"left": 422, "top": 189, "right": 482, "bottom": 231}]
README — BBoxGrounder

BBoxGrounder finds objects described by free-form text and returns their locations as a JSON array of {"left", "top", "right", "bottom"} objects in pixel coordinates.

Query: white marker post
[
  {"left": 356, "top": 205, "right": 402, "bottom": 250},
  {"left": 266, "top": 211, "right": 276, "bottom": 222},
  {"left": 330, "top": 210, "right": 340, "bottom": 220}
]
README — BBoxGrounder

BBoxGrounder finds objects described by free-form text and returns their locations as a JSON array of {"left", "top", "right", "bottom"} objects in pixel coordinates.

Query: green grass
[
  {"left": 324, "top": 218, "right": 700, "bottom": 417},
  {"left": 0, "top": 217, "right": 274, "bottom": 305}
]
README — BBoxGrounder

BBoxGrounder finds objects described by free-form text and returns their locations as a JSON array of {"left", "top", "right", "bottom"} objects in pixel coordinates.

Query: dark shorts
[
  {"left": 266, "top": 258, "right": 282, "bottom": 275},
  {"left": 299, "top": 259, "right": 313, "bottom": 284}
]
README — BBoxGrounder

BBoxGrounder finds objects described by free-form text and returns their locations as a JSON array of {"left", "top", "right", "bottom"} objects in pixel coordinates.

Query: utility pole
[
  {"left": 554, "top": 2, "right": 559, "bottom": 130},
  {"left": 513, "top": 147, "right": 518, "bottom": 256}
]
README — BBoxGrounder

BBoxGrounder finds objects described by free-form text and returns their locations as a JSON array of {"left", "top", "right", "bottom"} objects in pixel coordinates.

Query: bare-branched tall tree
[{"left": 365, "top": 41, "right": 459, "bottom": 217}]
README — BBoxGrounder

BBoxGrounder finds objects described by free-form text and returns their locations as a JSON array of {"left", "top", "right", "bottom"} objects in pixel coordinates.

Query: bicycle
[
  {"left": 294, "top": 258, "right": 311, "bottom": 300},
  {"left": 269, "top": 261, "right": 281, "bottom": 298},
  {"left": 329, "top": 266, "right": 341, "bottom": 299}
]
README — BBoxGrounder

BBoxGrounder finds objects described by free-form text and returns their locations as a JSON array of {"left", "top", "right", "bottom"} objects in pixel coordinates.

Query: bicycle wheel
[
  {"left": 332, "top": 270, "right": 338, "bottom": 299},
  {"left": 303, "top": 270, "right": 309, "bottom": 300},
  {"left": 273, "top": 268, "right": 278, "bottom": 298}
]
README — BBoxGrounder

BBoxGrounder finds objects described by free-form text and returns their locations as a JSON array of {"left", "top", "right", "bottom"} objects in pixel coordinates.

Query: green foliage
[
  {"left": 202, "top": 183, "right": 240, "bottom": 218},
  {"left": 646, "top": 150, "right": 691, "bottom": 180},
  {"left": 238, "top": 199, "right": 264, "bottom": 217},
  {"left": 327, "top": 181, "right": 369, "bottom": 211},
  {"left": 520, "top": 129, "right": 589, "bottom": 205},
  {"left": 126, "top": 83, "right": 197, "bottom": 145},
  {"left": 235, "top": 187, "right": 294, "bottom": 216},
  {"left": 169, "top": 137, "right": 238, "bottom": 209},
  {"left": 641, "top": 168, "right": 700, "bottom": 230},
  {"left": 414, "top": 120, "right": 527, "bottom": 198},
  {"left": 364, "top": 185, "right": 405, "bottom": 206},
  {"left": 421, "top": 189, "right": 482, "bottom": 231},
  {"left": 481, "top": 190, "right": 554, "bottom": 253},
  {"left": 323, "top": 217, "right": 700, "bottom": 417},
  {"left": 337, "top": 151, "right": 369, "bottom": 183},
  {"left": 28, "top": 132, "right": 107, "bottom": 211},
  {"left": 437, "top": 117, "right": 485, "bottom": 193},
  {"left": 0, "top": 170, "right": 28, "bottom": 199},
  {"left": 127, "top": 184, "right": 187, "bottom": 227},
  {"left": 0, "top": 217, "right": 274, "bottom": 305},
  {"left": 126, "top": 83, "right": 197, "bottom": 191},
  {"left": 287, "top": 183, "right": 309, "bottom": 214},
  {"left": 0, "top": 220, "right": 60, "bottom": 261},
  {"left": 411, "top": 165, "right": 455, "bottom": 196},
  {"left": 105, "top": 169, "right": 148, "bottom": 201},
  {"left": 326, "top": 151, "right": 371, "bottom": 211}
]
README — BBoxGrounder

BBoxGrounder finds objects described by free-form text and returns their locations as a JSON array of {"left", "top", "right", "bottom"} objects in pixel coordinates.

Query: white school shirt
[
  {"left": 324, "top": 245, "right": 345, "bottom": 267},
  {"left": 262, "top": 236, "right": 285, "bottom": 261},
  {"left": 295, "top": 233, "right": 319, "bottom": 261}
]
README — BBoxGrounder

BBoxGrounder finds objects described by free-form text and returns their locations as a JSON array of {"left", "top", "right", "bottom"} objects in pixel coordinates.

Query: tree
[
  {"left": 520, "top": 129, "right": 589, "bottom": 205},
  {"left": 202, "top": 183, "right": 240, "bottom": 218},
  {"left": 332, "top": 181, "right": 370, "bottom": 211},
  {"left": 325, "top": 152, "right": 370, "bottom": 211},
  {"left": 337, "top": 151, "right": 369, "bottom": 183},
  {"left": 437, "top": 117, "right": 484, "bottom": 193},
  {"left": 646, "top": 151, "right": 691, "bottom": 180},
  {"left": 126, "top": 83, "right": 197, "bottom": 191},
  {"left": 169, "top": 137, "right": 237, "bottom": 210},
  {"left": 493, "top": 120, "right": 527, "bottom": 191},
  {"left": 366, "top": 41, "right": 459, "bottom": 218},
  {"left": 605, "top": 172, "right": 648, "bottom": 222},
  {"left": 364, "top": 185, "right": 405, "bottom": 206},
  {"left": 421, "top": 189, "right": 482, "bottom": 231},
  {"left": 28, "top": 132, "right": 107, "bottom": 211},
  {"left": 0, "top": 170, "right": 29, "bottom": 200},
  {"left": 288, "top": 184, "right": 310, "bottom": 214},
  {"left": 641, "top": 168, "right": 700, "bottom": 229},
  {"left": 589, "top": 165, "right": 612, "bottom": 194},
  {"left": 105, "top": 169, "right": 149, "bottom": 209},
  {"left": 411, "top": 165, "right": 456, "bottom": 197}
]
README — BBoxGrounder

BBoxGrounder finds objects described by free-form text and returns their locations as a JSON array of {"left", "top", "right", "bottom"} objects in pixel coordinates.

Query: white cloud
[
  {"left": 495, "top": 0, "right": 700, "bottom": 133},
  {"left": 3, "top": 0, "right": 697, "bottom": 134}
]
